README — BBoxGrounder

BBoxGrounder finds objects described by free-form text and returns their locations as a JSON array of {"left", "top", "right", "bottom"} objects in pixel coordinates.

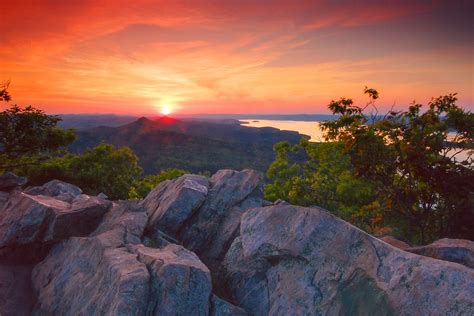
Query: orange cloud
[{"left": 1, "top": 0, "right": 472, "bottom": 115}]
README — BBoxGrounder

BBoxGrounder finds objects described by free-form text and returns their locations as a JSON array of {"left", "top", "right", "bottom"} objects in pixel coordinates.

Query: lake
[
  {"left": 240, "top": 119, "right": 325, "bottom": 142},
  {"left": 240, "top": 119, "right": 471, "bottom": 163}
]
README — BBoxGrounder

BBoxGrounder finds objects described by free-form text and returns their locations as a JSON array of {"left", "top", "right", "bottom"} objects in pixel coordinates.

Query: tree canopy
[
  {"left": 322, "top": 88, "right": 473, "bottom": 242},
  {"left": 28, "top": 144, "right": 143, "bottom": 200},
  {"left": 267, "top": 88, "right": 473, "bottom": 243},
  {"left": 265, "top": 140, "right": 383, "bottom": 233},
  {"left": 0, "top": 86, "right": 75, "bottom": 173}
]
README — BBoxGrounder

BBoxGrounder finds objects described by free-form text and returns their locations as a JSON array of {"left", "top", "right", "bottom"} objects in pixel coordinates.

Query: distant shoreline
[
  {"left": 184, "top": 114, "right": 338, "bottom": 122},
  {"left": 239, "top": 119, "right": 324, "bottom": 142}
]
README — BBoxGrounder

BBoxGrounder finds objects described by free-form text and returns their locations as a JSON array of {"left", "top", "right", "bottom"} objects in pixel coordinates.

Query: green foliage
[
  {"left": 128, "top": 168, "right": 189, "bottom": 199},
  {"left": 267, "top": 88, "right": 473, "bottom": 243},
  {"left": 28, "top": 144, "right": 143, "bottom": 200},
  {"left": 265, "top": 140, "right": 383, "bottom": 232},
  {"left": 321, "top": 88, "right": 474, "bottom": 243},
  {"left": 0, "top": 104, "right": 75, "bottom": 173},
  {"left": 1, "top": 85, "right": 144, "bottom": 200}
]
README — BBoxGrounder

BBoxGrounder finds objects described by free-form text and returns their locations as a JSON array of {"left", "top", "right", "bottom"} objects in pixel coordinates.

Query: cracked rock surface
[
  {"left": 1, "top": 171, "right": 473, "bottom": 315},
  {"left": 222, "top": 205, "right": 474, "bottom": 315}
]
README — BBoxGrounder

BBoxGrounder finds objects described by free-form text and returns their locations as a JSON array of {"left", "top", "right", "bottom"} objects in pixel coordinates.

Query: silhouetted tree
[{"left": 0, "top": 81, "right": 11, "bottom": 102}]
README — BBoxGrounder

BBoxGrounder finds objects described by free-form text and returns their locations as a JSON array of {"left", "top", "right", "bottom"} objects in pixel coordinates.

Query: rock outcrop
[
  {"left": 179, "top": 169, "right": 264, "bottom": 270},
  {"left": 32, "top": 201, "right": 212, "bottom": 315},
  {"left": 0, "top": 172, "right": 27, "bottom": 192},
  {"left": 1, "top": 170, "right": 473, "bottom": 315},
  {"left": 222, "top": 205, "right": 474, "bottom": 315},
  {"left": 0, "top": 191, "right": 111, "bottom": 261},
  {"left": 0, "top": 263, "right": 35, "bottom": 315},
  {"left": 24, "top": 179, "right": 83, "bottom": 202},
  {"left": 142, "top": 174, "right": 209, "bottom": 238},
  {"left": 143, "top": 169, "right": 264, "bottom": 271},
  {"left": 407, "top": 238, "right": 474, "bottom": 269},
  {"left": 129, "top": 243, "right": 212, "bottom": 315}
]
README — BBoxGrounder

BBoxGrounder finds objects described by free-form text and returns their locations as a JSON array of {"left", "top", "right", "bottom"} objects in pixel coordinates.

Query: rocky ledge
[{"left": 0, "top": 170, "right": 473, "bottom": 315}]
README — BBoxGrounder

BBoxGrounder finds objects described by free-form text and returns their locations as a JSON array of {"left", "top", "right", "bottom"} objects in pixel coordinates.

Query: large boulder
[
  {"left": 222, "top": 205, "right": 474, "bottom": 315},
  {"left": 32, "top": 235, "right": 150, "bottom": 315},
  {"left": 24, "top": 179, "right": 82, "bottom": 202},
  {"left": 142, "top": 174, "right": 209, "bottom": 238},
  {"left": 129, "top": 243, "right": 212, "bottom": 315},
  {"left": 91, "top": 201, "right": 147, "bottom": 246},
  {"left": 48, "top": 194, "right": 112, "bottom": 241},
  {"left": 0, "top": 192, "right": 111, "bottom": 261},
  {"left": 0, "top": 172, "right": 27, "bottom": 192},
  {"left": 179, "top": 169, "right": 263, "bottom": 270},
  {"left": 32, "top": 200, "right": 212, "bottom": 315},
  {"left": 407, "top": 238, "right": 474, "bottom": 269},
  {"left": 0, "top": 263, "right": 35, "bottom": 316}
]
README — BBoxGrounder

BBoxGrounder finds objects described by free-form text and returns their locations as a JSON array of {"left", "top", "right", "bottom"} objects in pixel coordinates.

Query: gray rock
[
  {"left": 32, "top": 236, "right": 150, "bottom": 315},
  {"left": 24, "top": 179, "right": 82, "bottom": 202},
  {"left": 210, "top": 295, "right": 248, "bottom": 316},
  {"left": 0, "top": 193, "right": 69, "bottom": 249},
  {"left": 379, "top": 235, "right": 411, "bottom": 250},
  {"left": 46, "top": 194, "right": 112, "bottom": 241},
  {"left": 273, "top": 199, "right": 290, "bottom": 206},
  {"left": 32, "top": 202, "right": 150, "bottom": 314},
  {"left": 142, "top": 174, "right": 209, "bottom": 237},
  {"left": 33, "top": 206, "right": 212, "bottom": 315},
  {"left": 0, "top": 172, "right": 27, "bottom": 192},
  {"left": 141, "top": 179, "right": 172, "bottom": 214},
  {"left": 91, "top": 201, "right": 147, "bottom": 247},
  {"left": 97, "top": 192, "right": 108, "bottom": 200},
  {"left": 0, "top": 263, "right": 35, "bottom": 316},
  {"left": 129, "top": 243, "right": 212, "bottom": 315},
  {"left": 144, "top": 229, "right": 180, "bottom": 248},
  {"left": 407, "top": 238, "right": 474, "bottom": 269},
  {"left": 0, "top": 192, "right": 111, "bottom": 261},
  {"left": 222, "top": 205, "right": 474, "bottom": 315},
  {"left": 0, "top": 191, "right": 8, "bottom": 210},
  {"left": 221, "top": 237, "right": 271, "bottom": 316},
  {"left": 179, "top": 169, "right": 264, "bottom": 270},
  {"left": 38, "top": 179, "right": 82, "bottom": 197}
]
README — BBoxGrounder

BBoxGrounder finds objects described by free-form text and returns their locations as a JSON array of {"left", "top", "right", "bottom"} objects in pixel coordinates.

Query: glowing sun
[{"left": 161, "top": 105, "right": 172, "bottom": 116}]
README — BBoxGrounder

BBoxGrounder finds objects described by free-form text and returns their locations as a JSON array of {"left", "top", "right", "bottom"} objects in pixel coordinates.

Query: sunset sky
[{"left": 1, "top": 0, "right": 473, "bottom": 115}]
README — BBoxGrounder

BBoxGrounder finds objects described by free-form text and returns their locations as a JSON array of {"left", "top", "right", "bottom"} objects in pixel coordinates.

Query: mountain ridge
[{"left": 70, "top": 117, "right": 308, "bottom": 174}]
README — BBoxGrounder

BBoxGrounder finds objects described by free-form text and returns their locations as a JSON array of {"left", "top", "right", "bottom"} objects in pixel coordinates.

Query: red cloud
[{"left": 1, "top": 0, "right": 471, "bottom": 114}]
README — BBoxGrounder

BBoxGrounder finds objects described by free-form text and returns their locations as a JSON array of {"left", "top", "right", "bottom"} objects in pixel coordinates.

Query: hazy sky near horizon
[{"left": 1, "top": 0, "right": 473, "bottom": 115}]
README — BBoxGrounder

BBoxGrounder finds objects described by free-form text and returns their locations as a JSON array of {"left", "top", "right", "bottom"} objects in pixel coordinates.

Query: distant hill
[
  {"left": 58, "top": 114, "right": 139, "bottom": 130},
  {"left": 70, "top": 117, "right": 308, "bottom": 174},
  {"left": 58, "top": 114, "right": 337, "bottom": 131}
]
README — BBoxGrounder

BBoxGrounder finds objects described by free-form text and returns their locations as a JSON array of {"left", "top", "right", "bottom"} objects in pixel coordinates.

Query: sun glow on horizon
[{"left": 161, "top": 104, "right": 172, "bottom": 116}]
